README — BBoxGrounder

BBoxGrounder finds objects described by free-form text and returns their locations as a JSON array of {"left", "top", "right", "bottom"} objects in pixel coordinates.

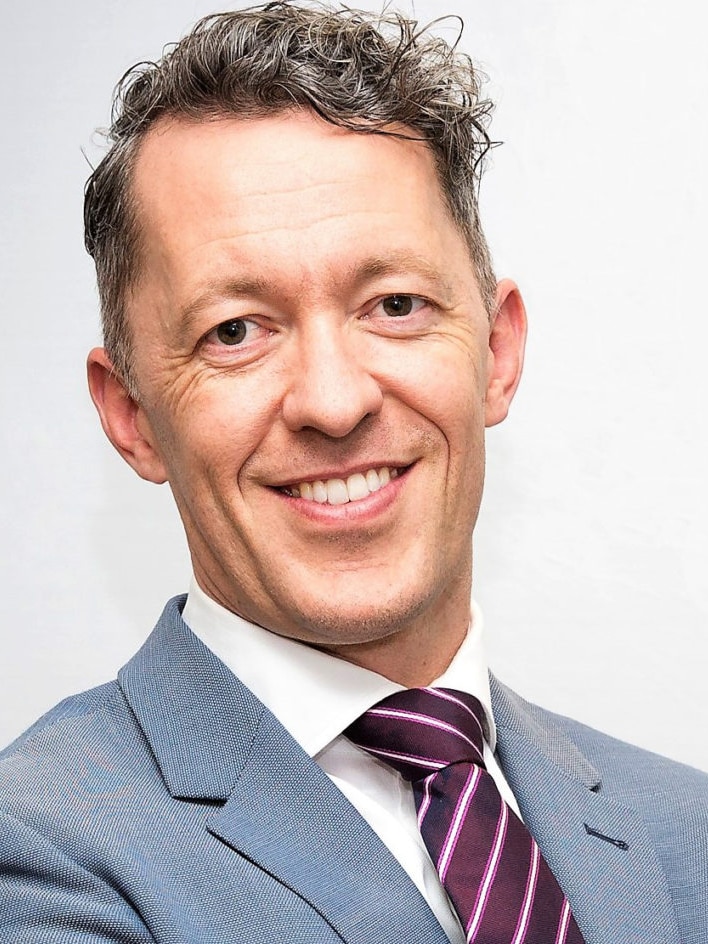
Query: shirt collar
[{"left": 182, "top": 576, "right": 497, "bottom": 757}]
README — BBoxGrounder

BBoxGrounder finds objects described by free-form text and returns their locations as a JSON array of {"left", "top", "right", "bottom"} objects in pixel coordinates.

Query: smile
[{"left": 280, "top": 467, "right": 401, "bottom": 505}]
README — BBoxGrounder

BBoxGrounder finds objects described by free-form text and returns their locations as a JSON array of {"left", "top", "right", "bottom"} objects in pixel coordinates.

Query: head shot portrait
[{"left": 1, "top": 2, "right": 707, "bottom": 942}]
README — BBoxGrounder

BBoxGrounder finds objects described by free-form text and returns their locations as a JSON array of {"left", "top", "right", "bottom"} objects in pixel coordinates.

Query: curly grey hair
[{"left": 84, "top": 2, "right": 498, "bottom": 395}]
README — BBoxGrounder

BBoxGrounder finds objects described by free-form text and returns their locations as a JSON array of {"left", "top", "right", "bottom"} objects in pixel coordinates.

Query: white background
[{"left": 1, "top": 1, "right": 706, "bottom": 768}]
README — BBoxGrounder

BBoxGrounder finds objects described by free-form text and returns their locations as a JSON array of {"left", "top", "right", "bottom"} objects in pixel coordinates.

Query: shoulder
[
  {"left": 0, "top": 680, "right": 159, "bottom": 828},
  {"left": 0, "top": 682, "right": 164, "bottom": 940},
  {"left": 540, "top": 703, "right": 708, "bottom": 803},
  {"left": 539, "top": 702, "right": 708, "bottom": 922},
  {"left": 0, "top": 595, "right": 191, "bottom": 819},
  {"left": 492, "top": 678, "right": 708, "bottom": 938},
  {"left": 491, "top": 675, "right": 708, "bottom": 844},
  {"left": 498, "top": 681, "right": 708, "bottom": 885},
  {"left": 2, "top": 680, "right": 138, "bottom": 758},
  {"left": 491, "top": 675, "right": 708, "bottom": 801}
]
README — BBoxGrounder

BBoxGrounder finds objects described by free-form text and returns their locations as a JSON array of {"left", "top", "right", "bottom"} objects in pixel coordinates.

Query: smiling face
[{"left": 88, "top": 111, "right": 526, "bottom": 683}]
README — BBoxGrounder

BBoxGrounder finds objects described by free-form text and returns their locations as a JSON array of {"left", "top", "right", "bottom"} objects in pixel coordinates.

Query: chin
[{"left": 275, "top": 585, "right": 433, "bottom": 649}]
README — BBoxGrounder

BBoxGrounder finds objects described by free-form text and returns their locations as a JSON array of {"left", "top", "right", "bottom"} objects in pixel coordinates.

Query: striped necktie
[{"left": 346, "top": 687, "right": 585, "bottom": 944}]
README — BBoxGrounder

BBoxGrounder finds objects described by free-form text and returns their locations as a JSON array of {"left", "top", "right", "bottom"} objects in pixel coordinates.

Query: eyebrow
[{"left": 349, "top": 251, "right": 454, "bottom": 298}]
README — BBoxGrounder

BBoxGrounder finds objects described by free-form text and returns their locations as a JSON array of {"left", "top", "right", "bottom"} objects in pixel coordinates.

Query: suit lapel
[
  {"left": 206, "top": 708, "right": 447, "bottom": 944},
  {"left": 119, "top": 599, "right": 681, "bottom": 943},
  {"left": 490, "top": 676, "right": 681, "bottom": 944},
  {"left": 118, "top": 598, "right": 448, "bottom": 944}
]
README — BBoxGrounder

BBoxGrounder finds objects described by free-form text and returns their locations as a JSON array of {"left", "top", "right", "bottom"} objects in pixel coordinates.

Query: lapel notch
[
  {"left": 491, "top": 676, "right": 681, "bottom": 944},
  {"left": 118, "top": 597, "right": 448, "bottom": 944}
]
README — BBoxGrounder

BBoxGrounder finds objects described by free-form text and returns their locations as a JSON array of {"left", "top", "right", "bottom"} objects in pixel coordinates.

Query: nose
[{"left": 281, "top": 316, "right": 384, "bottom": 437}]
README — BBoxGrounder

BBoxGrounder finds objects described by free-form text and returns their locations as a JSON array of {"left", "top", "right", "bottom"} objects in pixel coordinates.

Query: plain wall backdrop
[{"left": 1, "top": 0, "right": 706, "bottom": 768}]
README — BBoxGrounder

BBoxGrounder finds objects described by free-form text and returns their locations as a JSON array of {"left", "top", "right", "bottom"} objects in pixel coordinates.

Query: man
[{"left": 1, "top": 3, "right": 706, "bottom": 943}]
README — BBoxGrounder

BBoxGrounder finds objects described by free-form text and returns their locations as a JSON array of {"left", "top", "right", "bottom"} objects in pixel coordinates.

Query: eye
[
  {"left": 215, "top": 319, "right": 250, "bottom": 345},
  {"left": 368, "top": 294, "right": 429, "bottom": 324},
  {"left": 363, "top": 293, "right": 434, "bottom": 336},
  {"left": 381, "top": 295, "right": 418, "bottom": 317},
  {"left": 201, "top": 317, "right": 271, "bottom": 362},
  {"left": 203, "top": 317, "right": 270, "bottom": 352}
]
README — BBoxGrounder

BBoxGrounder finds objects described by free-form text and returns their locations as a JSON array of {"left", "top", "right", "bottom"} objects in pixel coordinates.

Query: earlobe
[
  {"left": 86, "top": 348, "right": 168, "bottom": 484},
  {"left": 484, "top": 279, "right": 528, "bottom": 428}
]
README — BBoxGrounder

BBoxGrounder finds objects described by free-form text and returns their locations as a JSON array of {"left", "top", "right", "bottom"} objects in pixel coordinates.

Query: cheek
[
  {"left": 395, "top": 346, "right": 486, "bottom": 445},
  {"left": 145, "top": 377, "right": 278, "bottom": 485},
  {"left": 415, "top": 356, "right": 487, "bottom": 502}
]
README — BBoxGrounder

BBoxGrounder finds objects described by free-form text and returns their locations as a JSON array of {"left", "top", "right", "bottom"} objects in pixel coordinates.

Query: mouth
[{"left": 278, "top": 466, "right": 404, "bottom": 506}]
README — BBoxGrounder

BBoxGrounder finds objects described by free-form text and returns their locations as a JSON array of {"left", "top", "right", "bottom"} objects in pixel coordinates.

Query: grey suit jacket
[{"left": 1, "top": 596, "right": 706, "bottom": 942}]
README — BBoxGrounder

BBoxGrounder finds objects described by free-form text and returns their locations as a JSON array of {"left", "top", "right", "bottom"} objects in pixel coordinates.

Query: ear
[
  {"left": 484, "top": 279, "right": 527, "bottom": 428},
  {"left": 86, "top": 348, "right": 168, "bottom": 484}
]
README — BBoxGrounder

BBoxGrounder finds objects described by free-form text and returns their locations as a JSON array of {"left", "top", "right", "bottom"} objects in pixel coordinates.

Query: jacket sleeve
[{"left": 0, "top": 810, "right": 156, "bottom": 943}]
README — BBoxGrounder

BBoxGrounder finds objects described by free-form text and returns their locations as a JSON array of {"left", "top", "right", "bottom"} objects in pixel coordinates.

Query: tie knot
[{"left": 346, "top": 687, "right": 486, "bottom": 782}]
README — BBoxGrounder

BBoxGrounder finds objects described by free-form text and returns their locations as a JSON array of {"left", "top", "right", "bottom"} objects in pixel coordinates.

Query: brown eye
[
  {"left": 381, "top": 295, "right": 414, "bottom": 317},
  {"left": 216, "top": 320, "right": 248, "bottom": 345}
]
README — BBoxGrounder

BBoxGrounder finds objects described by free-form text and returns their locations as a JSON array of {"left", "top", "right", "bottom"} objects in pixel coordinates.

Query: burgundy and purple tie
[{"left": 346, "top": 687, "right": 585, "bottom": 944}]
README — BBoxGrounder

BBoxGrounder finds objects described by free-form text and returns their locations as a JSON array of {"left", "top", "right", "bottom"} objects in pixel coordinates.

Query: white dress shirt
[{"left": 183, "top": 578, "right": 521, "bottom": 944}]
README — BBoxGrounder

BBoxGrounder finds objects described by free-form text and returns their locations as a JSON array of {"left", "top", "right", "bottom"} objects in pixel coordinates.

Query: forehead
[
  {"left": 131, "top": 111, "right": 453, "bottom": 247},
  {"left": 124, "top": 111, "right": 478, "bottom": 334}
]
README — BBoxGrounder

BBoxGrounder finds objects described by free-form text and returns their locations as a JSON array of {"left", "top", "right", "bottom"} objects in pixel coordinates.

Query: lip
[{"left": 273, "top": 463, "right": 412, "bottom": 524}]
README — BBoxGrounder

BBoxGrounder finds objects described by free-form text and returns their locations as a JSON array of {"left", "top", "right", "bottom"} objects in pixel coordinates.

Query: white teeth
[
  {"left": 346, "top": 473, "right": 369, "bottom": 501},
  {"left": 365, "top": 469, "right": 380, "bottom": 492},
  {"left": 286, "top": 467, "right": 399, "bottom": 505},
  {"left": 326, "top": 479, "right": 349, "bottom": 505}
]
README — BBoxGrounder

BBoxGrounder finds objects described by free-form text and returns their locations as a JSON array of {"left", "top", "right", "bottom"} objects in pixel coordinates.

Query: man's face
[{"left": 90, "top": 111, "right": 524, "bottom": 669}]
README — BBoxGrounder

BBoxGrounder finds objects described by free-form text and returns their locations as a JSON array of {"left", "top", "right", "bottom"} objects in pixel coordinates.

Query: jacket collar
[
  {"left": 118, "top": 596, "right": 449, "bottom": 944},
  {"left": 119, "top": 595, "right": 260, "bottom": 800},
  {"left": 118, "top": 599, "right": 680, "bottom": 944},
  {"left": 491, "top": 675, "right": 681, "bottom": 944}
]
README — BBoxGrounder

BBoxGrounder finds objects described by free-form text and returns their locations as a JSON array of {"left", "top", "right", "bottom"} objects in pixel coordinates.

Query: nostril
[{"left": 281, "top": 369, "right": 384, "bottom": 437}]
